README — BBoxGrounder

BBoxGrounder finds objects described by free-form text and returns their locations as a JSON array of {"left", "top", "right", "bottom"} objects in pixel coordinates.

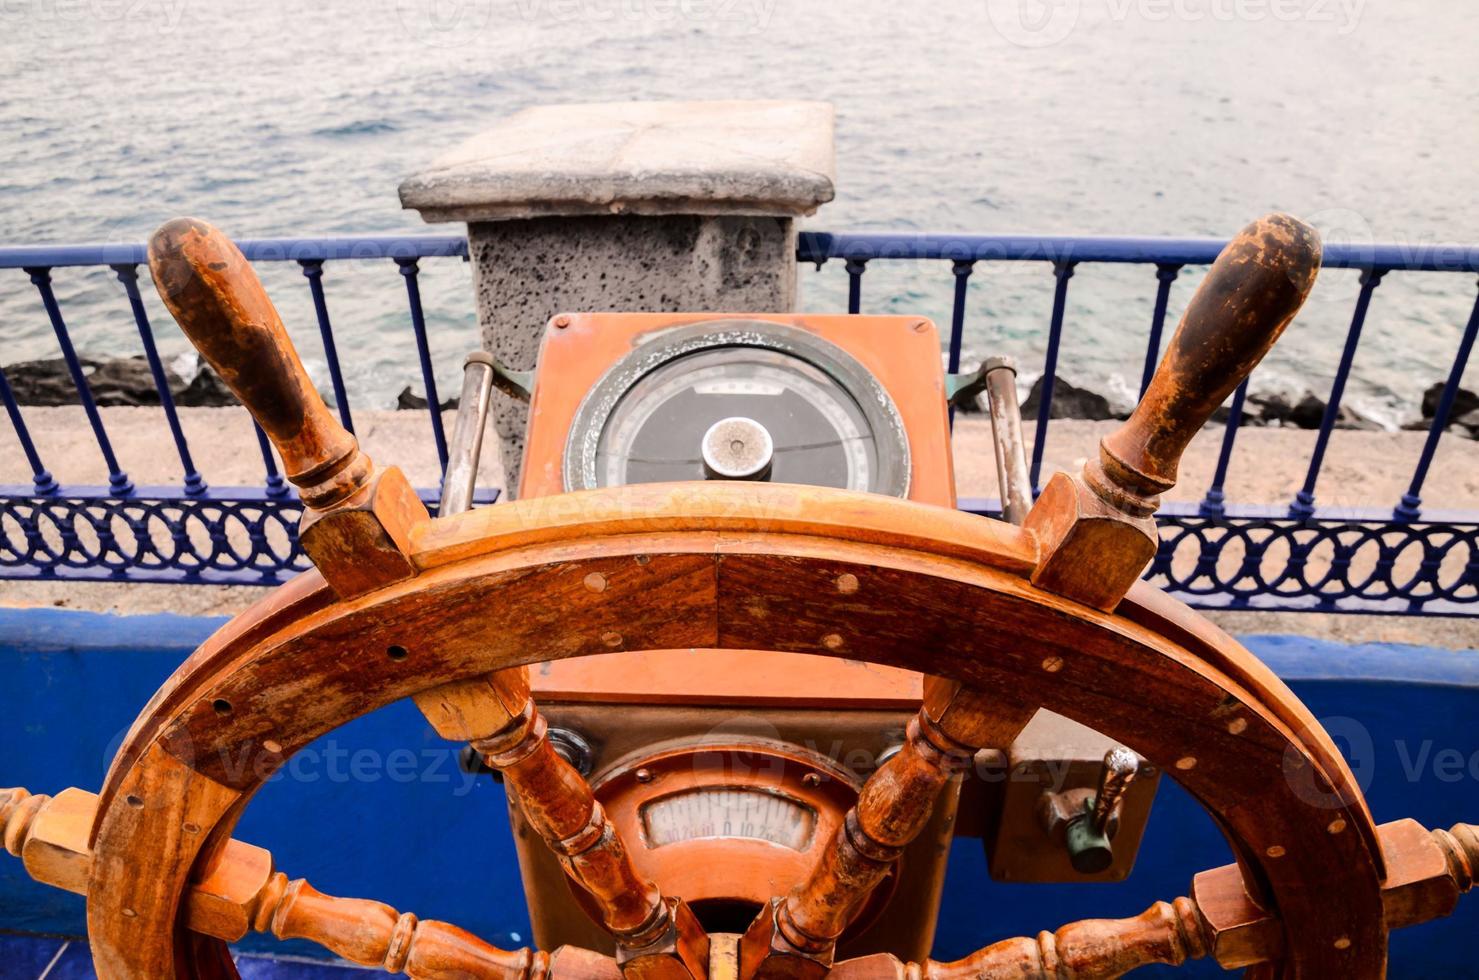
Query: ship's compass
[{"left": 6, "top": 213, "right": 1479, "bottom": 979}]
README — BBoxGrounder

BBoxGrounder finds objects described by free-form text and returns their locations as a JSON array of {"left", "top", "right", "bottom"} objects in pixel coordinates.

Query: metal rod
[
  {"left": 947, "top": 260, "right": 974, "bottom": 429},
  {"left": 1290, "top": 269, "right": 1385, "bottom": 518},
  {"left": 397, "top": 258, "right": 449, "bottom": 473},
  {"left": 253, "top": 422, "right": 289, "bottom": 498},
  {"left": 27, "top": 267, "right": 133, "bottom": 496},
  {"left": 1091, "top": 748, "right": 1139, "bottom": 836},
  {"left": 113, "top": 264, "right": 207, "bottom": 495},
  {"left": 983, "top": 357, "right": 1032, "bottom": 526},
  {"left": 1395, "top": 281, "right": 1479, "bottom": 520},
  {"left": 299, "top": 260, "right": 354, "bottom": 435},
  {"left": 1198, "top": 380, "right": 1249, "bottom": 518},
  {"left": 845, "top": 258, "right": 866, "bottom": 314},
  {"left": 1139, "top": 265, "right": 1181, "bottom": 399},
  {"left": 1029, "top": 262, "right": 1076, "bottom": 492},
  {"left": 0, "top": 362, "right": 58, "bottom": 494},
  {"left": 438, "top": 353, "right": 497, "bottom": 518}
]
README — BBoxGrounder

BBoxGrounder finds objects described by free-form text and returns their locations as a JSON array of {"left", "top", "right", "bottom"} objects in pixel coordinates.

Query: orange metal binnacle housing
[{"left": 521, "top": 311, "right": 953, "bottom": 708}]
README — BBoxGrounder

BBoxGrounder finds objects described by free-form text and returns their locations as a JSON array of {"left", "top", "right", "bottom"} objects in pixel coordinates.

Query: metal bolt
[
  {"left": 635, "top": 768, "right": 654, "bottom": 784},
  {"left": 553, "top": 314, "right": 571, "bottom": 329},
  {"left": 802, "top": 772, "right": 823, "bottom": 788}
]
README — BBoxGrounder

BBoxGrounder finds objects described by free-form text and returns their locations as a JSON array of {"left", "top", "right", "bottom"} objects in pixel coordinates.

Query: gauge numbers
[{"left": 642, "top": 787, "right": 817, "bottom": 852}]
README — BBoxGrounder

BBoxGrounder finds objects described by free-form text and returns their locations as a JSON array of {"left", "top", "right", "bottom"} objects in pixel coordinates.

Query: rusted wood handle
[
  {"left": 1100, "top": 212, "right": 1321, "bottom": 500},
  {"left": 148, "top": 217, "right": 369, "bottom": 509}
]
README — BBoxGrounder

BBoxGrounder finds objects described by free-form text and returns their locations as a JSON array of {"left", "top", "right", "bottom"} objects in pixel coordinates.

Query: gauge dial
[
  {"left": 642, "top": 787, "right": 817, "bottom": 851},
  {"left": 564, "top": 321, "right": 911, "bottom": 497}
]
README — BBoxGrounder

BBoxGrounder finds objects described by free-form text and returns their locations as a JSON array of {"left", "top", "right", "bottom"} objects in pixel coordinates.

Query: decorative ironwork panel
[
  {"left": 0, "top": 491, "right": 307, "bottom": 585},
  {"left": 1151, "top": 514, "right": 1479, "bottom": 616}
]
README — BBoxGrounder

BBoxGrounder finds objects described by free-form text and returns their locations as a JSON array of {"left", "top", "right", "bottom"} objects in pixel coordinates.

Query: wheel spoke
[
  {"left": 412, "top": 671, "right": 708, "bottom": 977},
  {"left": 0, "top": 785, "right": 619, "bottom": 980},
  {"left": 739, "top": 686, "right": 1037, "bottom": 979}
]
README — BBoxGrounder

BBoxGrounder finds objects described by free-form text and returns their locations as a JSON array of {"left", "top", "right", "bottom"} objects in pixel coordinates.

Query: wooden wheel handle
[
  {"left": 148, "top": 218, "right": 369, "bottom": 509},
  {"left": 1100, "top": 212, "right": 1321, "bottom": 500}
]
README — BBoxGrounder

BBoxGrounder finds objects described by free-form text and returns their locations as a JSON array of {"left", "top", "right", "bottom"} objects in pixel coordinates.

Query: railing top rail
[
  {"left": 5, "top": 233, "right": 1478, "bottom": 273},
  {"left": 795, "top": 231, "right": 1479, "bottom": 273},
  {"left": 0, "top": 234, "right": 469, "bottom": 270}
]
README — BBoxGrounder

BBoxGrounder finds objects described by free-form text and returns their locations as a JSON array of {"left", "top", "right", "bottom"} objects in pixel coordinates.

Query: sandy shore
[{"left": 2, "top": 407, "right": 1476, "bottom": 648}]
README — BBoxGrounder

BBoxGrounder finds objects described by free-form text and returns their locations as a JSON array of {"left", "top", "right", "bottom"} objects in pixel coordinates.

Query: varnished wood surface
[
  {"left": 147, "top": 219, "right": 369, "bottom": 509},
  {"left": 13, "top": 778, "right": 1477, "bottom": 979},
  {"left": 1024, "top": 214, "right": 1322, "bottom": 613},
  {"left": 1102, "top": 213, "right": 1321, "bottom": 497},
  {"left": 83, "top": 481, "right": 1385, "bottom": 978}
]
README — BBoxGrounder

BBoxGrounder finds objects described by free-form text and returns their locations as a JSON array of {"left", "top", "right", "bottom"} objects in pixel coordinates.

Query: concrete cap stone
[{"left": 399, "top": 100, "right": 836, "bottom": 223}]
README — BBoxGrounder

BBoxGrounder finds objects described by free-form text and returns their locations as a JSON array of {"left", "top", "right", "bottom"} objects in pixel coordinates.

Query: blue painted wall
[{"left": 2, "top": 609, "right": 1476, "bottom": 974}]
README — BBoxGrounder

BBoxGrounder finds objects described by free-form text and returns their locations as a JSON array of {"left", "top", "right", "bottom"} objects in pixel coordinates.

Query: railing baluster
[
  {"left": 1028, "top": 261, "right": 1076, "bottom": 493},
  {"left": 112, "top": 264, "right": 206, "bottom": 495},
  {"left": 1395, "top": 279, "right": 1479, "bottom": 520},
  {"left": 25, "top": 267, "right": 133, "bottom": 496},
  {"left": 1139, "top": 264, "right": 1181, "bottom": 399},
  {"left": 253, "top": 422, "right": 289, "bottom": 498},
  {"left": 1289, "top": 269, "right": 1385, "bottom": 518},
  {"left": 299, "top": 260, "right": 354, "bottom": 435},
  {"left": 1198, "top": 380, "right": 1249, "bottom": 518},
  {"left": 948, "top": 259, "right": 974, "bottom": 427},
  {"left": 845, "top": 257, "right": 867, "bottom": 314},
  {"left": 396, "top": 258, "right": 449, "bottom": 473},
  {"left": 0, "top": 362, "right": 58, "bottom": 494}
]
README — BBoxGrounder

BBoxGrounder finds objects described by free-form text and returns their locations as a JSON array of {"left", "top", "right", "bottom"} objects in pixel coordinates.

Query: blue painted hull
[{"left": 3, "top": 609, "right": 1476, "bottom": 977}]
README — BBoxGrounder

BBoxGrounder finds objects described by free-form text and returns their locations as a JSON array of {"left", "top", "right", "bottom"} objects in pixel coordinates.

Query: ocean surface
[{"left": 2, "top": 0, "right": 1477, "bottom": 424}]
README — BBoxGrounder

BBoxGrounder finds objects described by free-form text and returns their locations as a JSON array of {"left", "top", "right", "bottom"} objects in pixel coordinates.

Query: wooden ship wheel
[{"left": 4, "top": 213, "right": 1479, "bottom": 979}]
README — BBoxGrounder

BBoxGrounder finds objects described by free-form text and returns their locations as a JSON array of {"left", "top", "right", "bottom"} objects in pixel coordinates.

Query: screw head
[{"left": 553, "top": 314, "right": 572, "bottom": 329}]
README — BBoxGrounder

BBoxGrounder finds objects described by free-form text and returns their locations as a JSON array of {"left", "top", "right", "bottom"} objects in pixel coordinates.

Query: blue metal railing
[
  {"left": 796, "top": 231, "right": 1479, "bottom": 616},
  {"left": 3, "top": 231, "right": 1478, "bottom": 615},
  {"left": 0, "top": 235, "right": 471, "bottom": 585}
]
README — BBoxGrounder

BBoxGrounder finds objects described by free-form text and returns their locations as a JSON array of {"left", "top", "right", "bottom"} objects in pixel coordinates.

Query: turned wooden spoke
[
  {"left": 148, "top": 217, "right": 426, "bottom": 599},
  {"left": 1025, "top": 212, "right": 1322, "bottom": 610},
  {"left": 0, "top": 786, "right": 619, "bottom": 980},
  {"left": 413, "top": 668, "right": 704, "bottom": 977},
  {"left": 148, "top": 215, "right": 697, "bottom": 974},
  {"left": 740, "top": 682, "right": 1037, "bottom": 980},
  {"left": 474, "top": 701, "right": 668, "bottom": 945},
  {"left": 232, "top": 869, "right": 550, "bottom": 977},
  {"left": 827, "top": 818, "right": 1479, "bottom": 980}
]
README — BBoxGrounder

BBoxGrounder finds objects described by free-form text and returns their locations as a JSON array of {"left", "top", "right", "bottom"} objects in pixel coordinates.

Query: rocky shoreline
[{"left": 6, "top": 356, "right": 1478, "bottom": 439}]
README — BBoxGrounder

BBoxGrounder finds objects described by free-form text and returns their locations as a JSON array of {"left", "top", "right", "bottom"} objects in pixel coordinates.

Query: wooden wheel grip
[
  {"left": 1100, "top": 212, "right": 1321, "bottom": 500},
  {"left": 148, "top": 217, "right": 369, "bottom": 508}
]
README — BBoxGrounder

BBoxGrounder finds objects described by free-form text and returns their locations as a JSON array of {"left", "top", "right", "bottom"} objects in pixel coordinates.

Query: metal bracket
[
  {"left": 945, "top": 364, "right": 990, "bottom": 410},
  {"left": 490, "top": 359, "right": 534, "bottom": 404}
]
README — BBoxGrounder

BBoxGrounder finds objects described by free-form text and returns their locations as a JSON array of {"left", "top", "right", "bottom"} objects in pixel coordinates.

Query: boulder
[
  {"left": 1248, "top": 391, "right": 1293, "bottom": 426},
  {"left": 396, "top": 386, "right": 459, "bottom": 412},
  {"left": 1020, "top": 375, "right": 1124, "bottom": 421},
  {"left": 1283, "top": 391, "right": 1382, "bottom": 432},
  {"left": 4, "top": 356, "right": 183, "bottom": 407},
  {"left": 1422, "top": 382, "right": 1479, "bottom": 419},
  {"left": 5, "top": 356, "right": 239, "bottom": 408},
  {"left": 174, "top": 365, "right": 237, "bottom": 407},
  {"left": 1450, "top": 409, "right": 1479, "bottom": 440}
]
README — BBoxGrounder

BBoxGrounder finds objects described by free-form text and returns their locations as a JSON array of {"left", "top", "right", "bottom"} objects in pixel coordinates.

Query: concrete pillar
[{"left": 398, "top": 100, "right": 836, "bottom": 494}]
